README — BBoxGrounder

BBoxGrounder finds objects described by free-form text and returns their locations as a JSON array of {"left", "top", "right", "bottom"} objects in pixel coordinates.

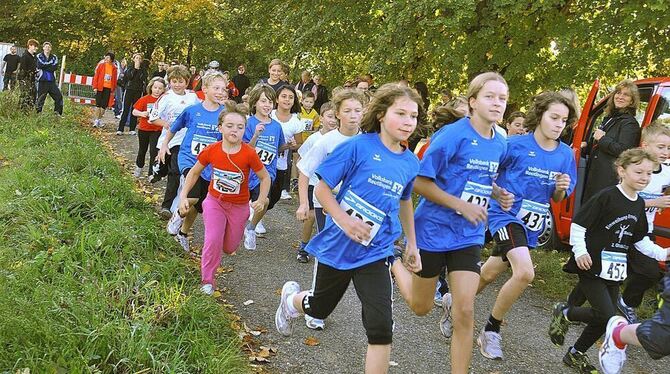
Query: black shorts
[
  {"left": 302, "top": 259, "right": 393, "bottom": 345},
  {"left": 181, "top": 168, "right": 208, "bottom": 213},
  {"left": 314, "top": 207, "right": 326, "bottom": 233},
  {"left": 416, "top": 245, "right": 482, "bottom": 278},
  {"left": 95, "top": 88, "right": 111, "bottom": 108},
  {"left": 491, "top": 223, "right": 530, "bottom": 262},
  {"left": 307, "top": 184, "right": 315, "bottom": 210},
  {"left": 249, "top": 183, "right": 270, "bottom": 203},
  {"left": 636, "top": 297, "right": 670, "bottom": 359}
]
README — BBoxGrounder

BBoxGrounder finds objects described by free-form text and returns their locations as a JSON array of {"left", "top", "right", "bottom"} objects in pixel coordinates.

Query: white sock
[{"left": 285, "top": 293, "right": 299, "bottom": 317}]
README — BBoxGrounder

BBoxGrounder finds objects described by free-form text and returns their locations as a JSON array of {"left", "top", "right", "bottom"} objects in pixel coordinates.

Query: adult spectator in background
[
  {"left": 231, "top": 63, "right": 250, "bottom": 103},
  {"left": 582, "top": 79, "right": 641, "bottom": 201},
  {"left": 222, "top": 70, "right": 239, "bottom": 99},
  {"left": 117, "top": 53, "right": 147, "bottom": 135},
  {"left": 295, "top": 70, "right": 314, "bottom": 93},
  {"left": 2, "top": 45, "right": 20, "bottom": 91},
  {"left": 18, "top": 39, "right": 39, "bottom": 111},
  {"left": 91, "top": 52, "right": 118, "bottom": 128},
  {"left": 439, "top": 88, "right": 452, "bottom": 106},
  {"left": 355, "top": 77, "right": 369, "bottom": 91},
  {"left": 188, "top": 65, "right": 200, "bottom": 90},
  {"left": 414, "top": 81, "right": 430, "bottom": 111},
  {"left": 35, "top": 42, "right": 63, "bottom": 115},
  {"left": 114, "top": 58, "right": 127, "bottom": 118},
  {"left": 363, "top": 73, "right": 375, "bottom": 91},
  {"left": 311, "top": 74, "right": 328, "bottom": 112},
  {"left": 151, "top": 61, "right": 167, "bottom": 79}
]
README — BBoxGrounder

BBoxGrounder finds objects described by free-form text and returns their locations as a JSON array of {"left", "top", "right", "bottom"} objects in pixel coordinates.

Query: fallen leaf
[
  {"left": 249, "top": 356, "right": 268, "bottom": 363},
  {"left": 389, "top": 361, "right": 398, "bottom": 367},
  {"left": 243, "top": 299, "right": 254, "bottom": 306},
  {"left": 257, "top": 347, "right": 271, "bottom": 358},
  {"left": 304, "top": 336, "right": 320, "bottom": 346},
  {"left": 274, "top": 288, "right": 282, "bottom": 295},
  {"left": 213, "top": 291, "right": 223, "bottom": 298}
]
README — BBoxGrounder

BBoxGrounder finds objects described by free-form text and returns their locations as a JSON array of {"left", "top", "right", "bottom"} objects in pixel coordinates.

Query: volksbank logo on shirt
[
  {"left": 466, "top": 158, "right": 491, "bottom": 171},
  {"left": 196, "top": 122, "right": 217, "bottom": 130},
  {"left": 525, "top": 166, "right": 559, "bottom": 182},
  {"left": 367, "top": 173, "right": 403, "bottom": 197}
]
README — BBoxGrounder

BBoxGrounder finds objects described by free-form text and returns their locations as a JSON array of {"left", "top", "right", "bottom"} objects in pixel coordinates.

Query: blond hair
[
  {"left": 201, "top": 71, "right": 227, "bottom": 88},
  {"left": 605, "top": 79, "right": 640, "bottom": 116},
  {"left": 641, "top": 122, "right": 670, "bottom": 143},
  {"left": 166, "top": 65, "right": 190, "bottom": 83},
  {"left": 466, "top": 72, "right": 508, "bottom": 113},
  {"left": 615, "top": 148, "right": 658, "bottom": 171},
  {"left": 145, "top": 76, "right": 166, "bottom": 94}
]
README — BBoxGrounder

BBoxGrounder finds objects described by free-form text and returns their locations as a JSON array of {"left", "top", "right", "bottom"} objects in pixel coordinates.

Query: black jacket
[
  {"left": 313, "top": 84, "right": 329, "bottom": 112},
  {"left": 17, "top": 51, "right": 37, "bottom": 82},
  {"left": 231, "top": 73, "right": 250, "bottom": 101},
  {"left": 123, "top": 66, "right": 148, "bottom": 92},
  {"left": 296, "top": 79, "right": 315, "bottom": 93},
  {"left": 582, "top": 111, "right": 640, "bottom": 201}
]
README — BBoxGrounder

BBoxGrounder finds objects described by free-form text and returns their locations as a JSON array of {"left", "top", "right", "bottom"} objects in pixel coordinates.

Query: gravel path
[{"left": 99, "top": 112, "right": 666, "bottom": 373}]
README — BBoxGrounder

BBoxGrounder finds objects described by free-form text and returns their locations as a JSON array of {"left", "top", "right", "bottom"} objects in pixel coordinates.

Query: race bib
[
  {"left": 255, "top": 141, "right": 277, "bottom": 165},
  {"left": 599, "top": 251, "right": 627, "bottom": 282},
  {"left": 460, "top": 181, "right": 493, "bottom": 209},
  {"left": 104, "top": 73, "right": 112, "bottom": 82},
  {"left": 212, "top": 168, "right": 243, "bottom": 195},
  {"left": 516, "top": 199, "right": 549, "bottom": 232},
  {"left": 334, "top": 190, "right": 386, "bottom": 246},
  {"left": 303, "top": 119, "right": 314, "bottom": 132},
  {"left": 190, "top": 134, "right": 217, "bottom": 156}
]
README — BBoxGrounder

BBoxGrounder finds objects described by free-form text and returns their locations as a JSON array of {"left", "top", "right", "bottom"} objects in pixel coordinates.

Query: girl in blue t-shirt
[
  {"left": 392, "top": 72, "right": 514, "bottom": 374},
  {"left": 475, "top": 92, "right": 578, "bottom": 360},
  {"left": 274, "top": 83, "right": 424, "bottom": 373}
]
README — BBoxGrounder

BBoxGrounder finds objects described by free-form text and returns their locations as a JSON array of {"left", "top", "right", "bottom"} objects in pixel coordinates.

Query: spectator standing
[
  {"left": 117, "top": 53, "right": 148, "bottom": 135},
  {"left": 151, "top": 61, "right": 167, "bottom": 79},
  {"left": 311, "top": 74, "right": 328, "bottom": 112},
  {"left": 2, "top": 45, "right": 20, "bottom": 91},
  {"left": 414, "top": 81, "right": 430, "bottom": 112},
  {"left": 114, "top": 58, "right": 127, "bottom": 118},
  {"left": 17, "top": 39, "right": 39, "bottom": 111},
  {"left": 91, "top": 52, "right": 118, "bottom": 127},
  {"left": 295, "top": 70, "right": 314, "bottom": 93},
  {"left": 231, "top": 63, "right": 250, "bottom": 103},
  {"left": 188, "top": 65, "right": 200, "bottom": 90},
  {"left": 35, "top": 42, "right": 63, "bottom": 115}
]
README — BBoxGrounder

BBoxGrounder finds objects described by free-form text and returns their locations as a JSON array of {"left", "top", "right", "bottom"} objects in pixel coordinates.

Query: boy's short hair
[
  {"left": 642, "top": 122, "right": 670, "bottom": 143},
  {"left": 167, "top": 65, "right": 190, "bottom": 82},
  {"left": 302, "top": 91, "right": 315, "bottom": 100},
  {"left": 319, "top": 101, "right": 334, "bottom": 115},
  {"left": 219, "top": 101, "right": 248, "bottom": 126},
  {"left": 27, "top": 39, "right": 38, "bottom": 47},
  {"left": 248, "top": 84, "right": 277, "bottom": 115},
  {"left": 201, "top": 71, "right": 227, "bottom": 88},
  {"left": 105, "top": 52, "right": 115, "bottom": 61},
  {"left": 42, "top": 41, "right": 51, "bottom": 47}
]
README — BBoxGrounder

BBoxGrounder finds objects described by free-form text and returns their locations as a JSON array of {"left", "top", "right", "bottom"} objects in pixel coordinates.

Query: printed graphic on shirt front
[{"left": 212, "top": 168, "right": 243, "bottom": 194}]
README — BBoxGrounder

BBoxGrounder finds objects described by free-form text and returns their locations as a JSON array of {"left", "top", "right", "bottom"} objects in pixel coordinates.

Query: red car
[{"left": 538, "top": 77, "right": 670, "bottom": 248}]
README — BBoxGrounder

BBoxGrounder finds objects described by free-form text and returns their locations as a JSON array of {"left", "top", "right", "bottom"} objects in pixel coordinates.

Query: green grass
[{"left": 0, "top": 92, "right": 248, "bottom": 373}]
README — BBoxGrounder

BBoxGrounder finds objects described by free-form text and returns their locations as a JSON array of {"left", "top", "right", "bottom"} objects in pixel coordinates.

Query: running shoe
[
  {"left": 563, "top": 348, "right": 598, "bottom": 374},
  {"left": 244, "top": 228, "right": 257, "bottom": 250},
  {"left": 305, "top": 315, "right": 325, "bottom": 330},
  {"left": 116, "top": 131, "right": 122, "bottom": 135},
  {"left": 616, "top": 296, "right": 639, "bottom": 324},
  {"left": 477, "top": 327, "right": 503, "bottom": 360},
  {"left": 255, "top": 220, "right": 267, "bottom": 236},
  {"left": 175, "top": 232, "right": 190, "bottom": 253},
  {"left": 129, "top": 131, "right": 136, "bottom": 135},
  {"left": 159, "top": 208, "right": 172, "bottom": 220},
  {"left": 167, "top": 209, "right": 184, "bottom": 236},
  {"left": 599, "top": 316, "right": 627, "bottom": 374},
  {"left": 439, "top": 292, "right": 453, "bottom": 339},
  {"left": 200, "top": 284, "right": 215, "bottom": 296},
  {"left": 115, "top": 114, "right": 121, "bottom": 119},
  {"left": 549, "top": 302, "right": 570, "bottom": 346},
  {"left": 280, "top": 190, "right": 292, "bottom": 200},
  {"left": 275, "top": 281, "right": 300, "bottom": 336},
  {"left": 433, "top": 287, "right": 443, "bottom": 307},
  {"left": 133, "top": 166, "right": 142, "bottom": 178},
  {"left": 296, "top": 250, "right": 309, "bottom": 263}
]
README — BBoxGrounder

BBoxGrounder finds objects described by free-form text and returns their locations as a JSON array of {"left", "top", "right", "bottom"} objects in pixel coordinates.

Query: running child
[
  {"left": 274, "top": 83, "right": 423, "bottom": 373},
  {"left": 178, "top": 103, "right": 271, "bottom": 295},
  {"left": 159, "top": 71, "right": 227, "bottom": 252},
  {"left": 242, "top": 84, "right": 288, "bottom": 250},
  {"left": 505, "top": 111, "right": 526, "bottom": 136},
  {"left": 270, "top": 84, "right": 303, "bottom": 205},
  {"left": 548, "top": 148, "right": 670, "bottom": 373},
  {"left": 148, "top": 65, "right": 199, "bottom": 217},
  {"left": 299, "top": 91, "right": 320, "bottom": 134},
  {"left": 391, "top": 72, "right": 514, "bottom": 374},
  {"left": 132, "top": 77, "right": 166, "bottom": 178},
  {"left": 475, "top": 92, "right": 578, "bottom": 360},
  {"left": 599, "top": 270, "right": 670, "bottom": 374}
]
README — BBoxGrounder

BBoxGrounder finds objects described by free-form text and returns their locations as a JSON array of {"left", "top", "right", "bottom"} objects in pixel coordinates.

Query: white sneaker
[
  {"left": 439, "top": 292, "right": 453, "bottom": 339},
  {"left": 305, "top": 315, "right": 325, "bottom": 330},
  {"left": 175, "top": 232, "right": 190, "bottom": 252},
  {"left": 599, "top": 316, "right": 627, "bottom": 374},
  {"left": 129, "top": 131, "right": 136, "bottom": 135},
  {"left": 275, "top": 281, "right": 300, "bottom": 336},
  {"left": 116, "top": 131, "right": 122, "bottom": 135},
  {"left": 280, "top": 190, "right": 292, "bottom": 200},
  {"left": 255, "top": 220, "right": 267, "bottom": 236},
  {"left": 244, "top": 228, "right": 257, "bottom": 250},
  {"left": 200, "top": 284, "right": 215, "bottom": 295},
  {"left": 478, "top": 327, "right": 504, "bottom": 360},
  {"left": 114, "top": 114, "right": 121, "bottom": 119},
  {"left": 133, "top": 166, "right": 142, "bottom": 178},
  {"left": 167, "top": 209, "right": 184, "bottom": 236}
]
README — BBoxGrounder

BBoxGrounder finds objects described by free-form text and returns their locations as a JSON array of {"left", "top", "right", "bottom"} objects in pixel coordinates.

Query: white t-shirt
[
  {"left": 639, "top": 163, "right": 670, "bottom": 233},
  {"left": 297, "top": 129, "right": 356, "bottom": 208},
  {"left": 495, "top": 124, "right": 508, "bottom": 139},
  {"left": 298, "top": 131, "right": 325, "bottom": 186},
  {"left": 150, "top": 90, "right": 200, "bottom": 149},
  {"left": 271, "top": 110, "right": 304, "bottom": 170}
]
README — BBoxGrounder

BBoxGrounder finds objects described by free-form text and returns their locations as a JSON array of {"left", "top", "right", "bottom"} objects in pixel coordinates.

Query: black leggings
[
  {"left": 565, "top": 275, "right": 619, "bottom": 353},
  {"left": 136, "top": 130, "right": 160, "bottom": 174},
  {"left": 118, "top": 89, "right": 142, "bottom": 132},
  {"left": 161, "top": 145, "right": 180, "bottom": 210}
]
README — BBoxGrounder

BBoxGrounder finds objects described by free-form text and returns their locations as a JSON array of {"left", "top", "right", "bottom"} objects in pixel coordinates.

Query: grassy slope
[{"left": 0, "top": 93, "right": 247, "bottom": 373}]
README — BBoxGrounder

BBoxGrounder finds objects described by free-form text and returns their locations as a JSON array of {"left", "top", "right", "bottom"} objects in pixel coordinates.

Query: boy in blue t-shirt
[
  {"left": 476, "top": 92, "right": 578, "bottom": 360},
  {"left": 241, "top": 84, "right": 287, "bottom": 250},
  {"left": 158, "top": 71, "right": 227, "bottom": 252}
]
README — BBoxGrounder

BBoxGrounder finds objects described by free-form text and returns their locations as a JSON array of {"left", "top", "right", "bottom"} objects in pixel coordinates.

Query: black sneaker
[
  {"left": 296, "top": 249, "right": 309, "bottom": 263},
  {"left": 563, "top": 348, "right": 598, "bottom": 373},
  {"left": 549, "top": 302, "right": 570, "bottom": 346},
  {"left": 616, "top": 296, "right": 640, "bottom": 324}
]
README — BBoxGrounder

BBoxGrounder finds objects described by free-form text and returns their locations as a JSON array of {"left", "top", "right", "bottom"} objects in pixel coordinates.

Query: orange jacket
[{"left": 92, "top": 60, "right": 118, "bottom": 107}]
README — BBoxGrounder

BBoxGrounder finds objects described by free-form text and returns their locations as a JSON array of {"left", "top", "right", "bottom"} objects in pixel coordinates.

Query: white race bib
[
  {"left": 516, "top": 199, "right": 549, "bottom": 232},
  {"left": 460, "top": 181, "right": 493, "bottom": 209},
  {"left": 599, "top": 251, "right": 627, "bottom": 282},
  {"left": 255, "top": 141, "right": 277, "bottom": 165},
  {"left": 190, "top": 134, "right": 217, "bottom": 156},
  {"left": 335, "top": 190, "right": 386, "bottom": 246},
  {"left": 212, "top": 168, "right": 242, "bottom": 195}
]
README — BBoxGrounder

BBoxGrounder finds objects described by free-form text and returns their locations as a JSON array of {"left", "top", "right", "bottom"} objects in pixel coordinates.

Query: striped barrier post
[{"left": 61, "top": 72, "right": 96, "bottom": 105}]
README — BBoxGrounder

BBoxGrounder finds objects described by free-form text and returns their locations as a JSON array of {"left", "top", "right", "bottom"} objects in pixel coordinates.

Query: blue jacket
[{"left": 36, "top": 53, "right": 58, "bottom": 82}]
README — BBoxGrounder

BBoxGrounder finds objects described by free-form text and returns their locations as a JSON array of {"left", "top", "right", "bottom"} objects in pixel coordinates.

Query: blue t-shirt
[
  {"left": 415, "top": 117, "right": 507, "bottom": 252},
  {"left": 243, "top": 115, "right": 286, "bottom": 190},
  {"left": 171, "top": 102, "right": 224, "bottom": 181},
  {"left": 487, "top": 133, "right": 577, "bottom": 247},
  {"left": 306, "top": 133, "right": 420, "bottom": 270}
]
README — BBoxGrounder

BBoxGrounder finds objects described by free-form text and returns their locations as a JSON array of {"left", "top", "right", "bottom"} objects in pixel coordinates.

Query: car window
[
  {"left": 636, "top": 86, "right": 654, "bottom": 124},
  {"left": 652, "top": 87, "right": 670, "bottom": 126}
]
